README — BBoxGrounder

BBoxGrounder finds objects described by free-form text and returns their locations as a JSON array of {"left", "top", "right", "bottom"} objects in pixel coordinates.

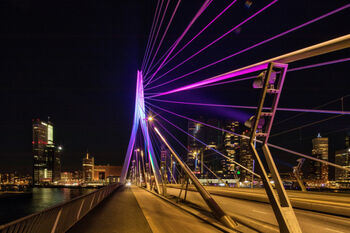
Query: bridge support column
[
  {"left": 248, "top": 62, "right": 302, "bottom": 233},
  {"left": 154, "top": 127, "right": 238, "bottom": 230}
]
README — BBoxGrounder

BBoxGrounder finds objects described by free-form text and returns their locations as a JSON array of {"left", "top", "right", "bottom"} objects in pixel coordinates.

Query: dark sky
[{"left": 0, "top": 0, "right": 349, "bottom": 174}]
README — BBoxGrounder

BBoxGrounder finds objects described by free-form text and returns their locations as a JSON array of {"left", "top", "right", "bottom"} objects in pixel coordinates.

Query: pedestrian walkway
[
  {"left": 68, "top": 185, "right": 152, "bottom": 233},
  {"left": 68, "top": 186, "right": 221, "bottom": 233}
]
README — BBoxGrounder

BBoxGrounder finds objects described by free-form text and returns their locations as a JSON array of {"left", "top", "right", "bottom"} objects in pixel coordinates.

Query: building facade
[
  {"left": 82, "top": 152, "right": 94, "bottom": 182},
  {"left": 311, "top": 134, "right": 329, "bottom": 184},
  {"left": 32, "top": 119, "right": 61, "bottom": 185},
  {"left": 222, "top": 121, "right": 240, "bottom": 178},
  {"left": 239, "top": 130, "right": 254, "bottom": 182},
  {"left": 335, "top": 148, "right": 350, "bottom": 187}
]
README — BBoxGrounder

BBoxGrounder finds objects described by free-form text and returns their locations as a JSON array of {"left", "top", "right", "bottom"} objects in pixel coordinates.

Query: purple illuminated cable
[
  {"left": 288, "top": 57, "right": 350, "bottom": 72},
  {"left": 147, "top": 0, "right": 238, "bottom": 77},
  {"left": 142, "top": 0, "right": 163, "bottom": 71},
  {"left": 144, "top": 40, "right": 176, "bottom": 82},
  {"left": 153, "top": 114, "right": 238, "bottom": 181},
  {"left": 149, "top": 63, "right": 268, "bottom": 97},
  {"left": 145, "top": 56, "right": 350, "bottom": 92},
  {"left": 142, "top": 0, "right": 161, "bottom": 71},
  {"left": 145, "top": 3, "right": 350, "bottom": 91},
  {"left": 146, "top": 0, "right": 278, "bottom": 84},
  {"left": 145, "top": 101, "right": 350, "bottom": 172},
  {"left": 146, "top": 100, "right": 246, "bottom": 137},
  {"left": 143, "top": 0, "right": 171, "bottom": 73},
  {"left": 147, "top": 98, "right": 350, "bottom": 115},
  {"left": 147, "top": 105, "right": 260, "bottom": 177},
  {"left": 145, "top": 0, "right": 236, "bottom": 78},
  {"left": 147, "top": 0, "right": 277, "bottom": 87},
  {"left": 143, "top": 0, "right": 165, "bottom": 72},
  {"left": 144, "top": 75, "right": 254, "bottom": 95},
  {"left": 144, "top": 0, "right": 213, "bottom": 87},
  {"left": 144, "top": 0, "right": 182, "bottom": 76}
]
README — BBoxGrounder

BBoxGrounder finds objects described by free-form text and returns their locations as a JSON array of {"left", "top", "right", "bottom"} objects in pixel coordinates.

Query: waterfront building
[
  {"left": 32, "top": 119, "right": 61, "bottom": 185},
  {"left": 82, "top": 152, "right": 94, "bottom": 182},
  {"left": 93, "top": 165, "right": 122, "bottom": 183},
  {"left": 310, "top": 133, "right": 329, "bottom": 184}
]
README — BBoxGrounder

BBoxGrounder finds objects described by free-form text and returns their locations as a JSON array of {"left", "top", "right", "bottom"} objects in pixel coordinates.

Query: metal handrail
[{"left": 0, "top": 183, "right": 120, "bottom": 233}]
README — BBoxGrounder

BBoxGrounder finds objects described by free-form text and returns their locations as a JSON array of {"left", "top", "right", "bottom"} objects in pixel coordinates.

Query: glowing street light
[{"left": 147, "top": 116, "right": 154, "bottom": 121}]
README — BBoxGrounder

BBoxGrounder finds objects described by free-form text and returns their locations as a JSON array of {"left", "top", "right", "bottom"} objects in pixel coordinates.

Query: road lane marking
[
  {"left": 252, "top": 209, "right": 266, "bottom": 214},
  {"left": 325, "top": 228, "right": 345, "bottom": 233}
]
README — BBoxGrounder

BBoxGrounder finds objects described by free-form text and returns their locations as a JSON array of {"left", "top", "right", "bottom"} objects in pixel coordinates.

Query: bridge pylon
[{"left": 121, "top": 71, "right": 163, "bottom": 194}]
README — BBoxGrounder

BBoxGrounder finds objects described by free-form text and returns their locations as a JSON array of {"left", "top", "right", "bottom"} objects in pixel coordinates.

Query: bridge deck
[{"left": 68, "top": 186, "right": 221, "bottom": 233}]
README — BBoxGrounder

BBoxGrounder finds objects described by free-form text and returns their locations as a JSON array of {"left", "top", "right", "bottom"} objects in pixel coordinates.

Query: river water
[{"left": 0, "top": 187, "right": 94, "bottom": 225}]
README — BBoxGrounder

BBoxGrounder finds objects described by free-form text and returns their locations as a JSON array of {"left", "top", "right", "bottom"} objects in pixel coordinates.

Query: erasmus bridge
[{"left": 1, "top": 1, "right": 350, "bottom": 233}]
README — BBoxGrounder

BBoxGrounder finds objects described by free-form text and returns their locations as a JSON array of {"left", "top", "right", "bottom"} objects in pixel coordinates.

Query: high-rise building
[
  {"left": 187, "top": 120, "right": 205, "bottom": 173},
  {"left": 160, "top": 145, "right": 169, "bottom": 182},
  {"left": 222, "top": 121, "right": 240, "bottom": 178},
  {"left": 335, "top": 148, "right": 350, "bottom": 187},
  {"left": 311, "top": 133, "right": 329, "bottom": 183},
  {"left": 82, "top": 152, "right": 94, "bottom": 182},
  {"left": 32, "top": 119, "right": 61, "bottom": 185},
  {"left": 239, "top": 130, "right": 254, "bottom": 181}
]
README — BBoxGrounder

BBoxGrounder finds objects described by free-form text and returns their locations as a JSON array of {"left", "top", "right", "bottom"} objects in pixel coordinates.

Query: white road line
[
  {"left": 325, "top": 228, "right": 345, "bottom": 233},
  {"left": 252, "top": 209, "right": 266, "bottom": 214}
]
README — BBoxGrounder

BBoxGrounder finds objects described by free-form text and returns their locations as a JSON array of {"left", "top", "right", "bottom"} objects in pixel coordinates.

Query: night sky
[{"left": 0, "top": 0, "right": 349, "bottom": 174}]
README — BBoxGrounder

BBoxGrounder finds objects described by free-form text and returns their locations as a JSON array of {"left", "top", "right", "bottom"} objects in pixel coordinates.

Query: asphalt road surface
[{"left": 166, "top": 187, "right": 350, "bottom": 233}]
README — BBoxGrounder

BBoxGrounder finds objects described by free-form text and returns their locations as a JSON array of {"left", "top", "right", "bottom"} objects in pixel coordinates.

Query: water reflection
[{"left": 0, "top": 188, "right": 94, "bottom": 225}]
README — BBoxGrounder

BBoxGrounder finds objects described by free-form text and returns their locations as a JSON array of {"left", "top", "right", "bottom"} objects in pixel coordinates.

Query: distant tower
[
  {"left": 32, "top": 119, "right": 55, "bottom": 185},
  {"left": 83, "top": 151, "right": 94, "bottom": 182},
  {"left": 311, "top": 134, "right": 329, "bottom": 184},
  {"left": 222, "top": 121, "right": 240, "bottom": 178}
]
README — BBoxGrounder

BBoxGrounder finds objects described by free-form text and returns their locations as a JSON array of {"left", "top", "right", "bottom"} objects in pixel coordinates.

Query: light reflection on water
[{"left": 0, "top": 187, "right": 94, "bottom": 225}]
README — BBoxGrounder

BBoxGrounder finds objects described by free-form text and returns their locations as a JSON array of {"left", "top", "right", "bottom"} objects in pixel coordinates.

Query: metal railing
[{"left": 0, "top": 183, "right": 120, "bottom": 233}]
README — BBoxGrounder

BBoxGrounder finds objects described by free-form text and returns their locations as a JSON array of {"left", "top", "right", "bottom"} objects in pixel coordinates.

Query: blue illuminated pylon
[{"left": 121, "top": 71, "right": 162, "bottom": 192}]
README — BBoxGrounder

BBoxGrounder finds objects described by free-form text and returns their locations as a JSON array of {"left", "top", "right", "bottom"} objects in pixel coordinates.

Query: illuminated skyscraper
[
  {"left": 311, "top": 133, "right": 329, "bottom": 183},
  {"left": 239, "top": 130, "right": 254, "bottom": 181},
  {"left": 83, "top": 151, "right": 94, "bottom": 182},
  {"left": 32, "top": 119, "right": 58, "bottom": 185},
  {"left": 335, "top": 148, "right": 350, "bottom": 186},
  {"left": 222, "top": 121, "right": 240, "bottom": 178},
  {"left": 187, "top": 120, "right": 205, "bottom": 173}
]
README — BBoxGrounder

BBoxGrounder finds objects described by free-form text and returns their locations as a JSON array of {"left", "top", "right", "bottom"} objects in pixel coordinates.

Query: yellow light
[{"left": 148, "top": 116, "right": 154, "bottom": 121}]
